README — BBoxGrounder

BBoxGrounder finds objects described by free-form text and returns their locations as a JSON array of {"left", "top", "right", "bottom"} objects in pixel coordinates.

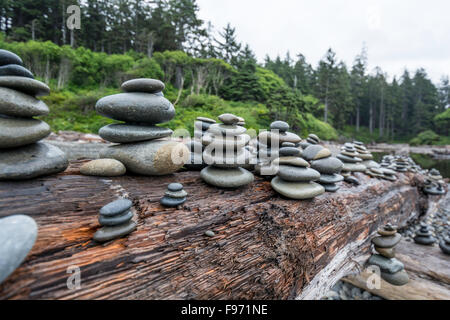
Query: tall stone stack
[
  {"left": 353, "top": 141, "right": 379, "bottom": 169},
  {"left": 392, "top": 156, "right": 410, "bottom": 172},
  {"left": 413, "top": 223, "right": 437, "bottom": 245},
  {"left": 96, "top": 78, "right": 190, "bottom": 175},
  {"left": 302, "top": 144, "right": 344, "bottom": 192},
  {"left": 94, "top": 199, "right": 136, "bottom": 243},
  {"left": 0, "top": 49, "right": 68, "bottom": 180},
  {"left": 369, "top": 223, "right": 409, "bottom": 286},
  {"left": 424, "top": 169, "right": 446, "bottom": 195},
  {"left": 255, "top": 121, "right": 301, "bottom": 176},
  {"left": 200, "top": 113, "right": 254, "bottom": 188},
  {"left": 271, "top": 144, "right": 324, "bottom": 200},
  {"left": 337, "top": 143, "right": 366, "bottom": 183}
]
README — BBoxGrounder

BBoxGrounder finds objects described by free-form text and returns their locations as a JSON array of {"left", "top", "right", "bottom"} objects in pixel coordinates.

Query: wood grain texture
[{"left": 0, "top": 161, "right": 445, "bottom": 300}]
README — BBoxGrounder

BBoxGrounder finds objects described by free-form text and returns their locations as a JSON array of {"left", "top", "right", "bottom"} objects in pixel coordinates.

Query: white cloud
[{"left": 197, "top": 0, "right": 450, "bottom": 83}]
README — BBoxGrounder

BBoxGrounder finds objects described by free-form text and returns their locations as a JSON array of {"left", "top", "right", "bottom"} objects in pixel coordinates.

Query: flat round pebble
[
  {"left": 0, "top": 49, "right": 23, "bottom": 66},
  {"left": 0, "top": 76, "right": 50, "bottom": 96},
  {"left": 0, "top": 64, "right": 34, "bottom": 78},
  {"left": 168, "top": 183, "right": 183, "bottom": 192},
  {"left": 205, "top": 230, "right": 215, "bottom": 237},
  {"left": 80, "top": 159, "right": 126, "bottom": 177},
  {"left": 100, "top": 199, "right": 132, "bottom": 217},
  {"left": 270, "top": 121, "right": 289, "bottom": 132},
  {"left": 121, "top": 78, "right": 165, "bottom": 93}
]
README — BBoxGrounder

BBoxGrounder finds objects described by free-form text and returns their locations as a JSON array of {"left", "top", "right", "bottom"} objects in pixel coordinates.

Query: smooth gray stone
[
  {"left": 0, "top": 49, "right": 23, "bottom": 66},
  {"left": 100, "top": 140, "right": 190, "bottom": 176},
  {"left": 371, "top": 234, "right": 402, "bottom": 248},
  {"left": 0, "top": 76, "right": 50, "bottom": 96},
  {"left": 258, "top": 131, "right": 301, "bottom": 145},
  {"left": 196, "top": 117, "right": 216, "bottom": 124},
  {"left": 168, "top": 183, "right": 183, "bottom": 192},
  {"left": 205, "top": 230, "right": 215, "bottom": 237},
  {"left": 306, "top": 138, "right": 319, "bottom": 145},
  {"left": 299, "top": 141, "right": 311, "bottom": 149},
  {"left": 121, "top": 78, "right": 164, "bottom": 93},
  {"left": 208, "top": 123, "right": 246, "bottom": 136},
  {"left": 414, "top": 235, "right": 436, "bottom": 245},
  {"left": 160, "top": 196, "right": 187, "bottom": 207},
  {"left": 165, "top": 190, "right": 188, "bottom": 198},
  {"left": 0, "top": 116, "right": 51, "bottom": 148},
  {"left": 302, "top": 145, "right": 331, "bottom": 160},
  {"left": 99, "top": 123, "right": 173, "bottom": 143},
  {"left": 308, "top": 134, "right": 320, "bottom": 143},
  {"left": 270, "top": 121, "right": 289, "bottom": 132},
  {"left": 0, "top": 64, "right": 33, "bottom": 78},
  {"left": 0, "top": 87, "right": 49, "bottom": 117},
  {"left": 281, "top": 142, "right": 296, "bottom": 148},
  {"left": 218, "top": 113, "right": 240, "bottom": 125},
  {"left": 278, "top": 165, "right": 320, "bottom": 182},
  {"left": 440, "top": 241, "right": 450, "bottom": 255},
  {"left": 424, "top": 186, "right": 446, "bottom": 195},
  {"left": 337, "top": 154, "right": 361, "bottom": 163},
  {"left": 0, "top": 215, "right": 38, "bottom": 284},
  {"left": 201, "top": 166, "right": 254, "bottom": 188},
  {"left": 343, "top": 163, "right": 366, "bottom": 172},
  {"left": 279, "top": 147, "right": 301, "bottom": 157},
  {"left": 99, "top": 210, "right": 133, "bottom": 227},
  {"left": 271, "top": 177, "right": 325, "bottom": 200},
  {"left": 195, "top": 121, "right": 213, "bottom": 132},
  {"left": 311, "top": 157, "right": 344, "bottom": 174},
  {"left": 323, "top": 183, "right": 340, "bottom": 192},
  {"left": 380, "top": 270, "right": 409, "bottom": 286},
  {"left": 93, "top": 220, "right": 137, "bottom": 243},
  {"left": 319, "top": 173, "right": 344, "bottom": 184},
  {"left": 0, "top": 142, "right": 68, "bottom": 180},
  {"left": 96, "top": 92, "right": 175, "bottom": 124},
  {"left": 80, "top": 159, "right": 126, "bottom": 177},
  {"left": 100, "top": 199, "right": 132, "bottom": 217},
  {"left": 344, "top": 176, "right": 360, "bottom": 185},
  {"left": 368, "top": 255, "right": 404, "bottom": 274}
]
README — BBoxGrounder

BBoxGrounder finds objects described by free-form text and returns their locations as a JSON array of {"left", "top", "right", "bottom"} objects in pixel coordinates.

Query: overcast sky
[{"left": 197, "top": 0, "right": 450, "bottom": 84}]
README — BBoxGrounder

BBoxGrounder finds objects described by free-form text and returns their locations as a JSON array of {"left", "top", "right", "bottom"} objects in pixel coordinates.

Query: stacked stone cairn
[
  {"left": 271, "top": 143, "right": 324, "bottom": 200},
  {"left": 353, "top": 141, "right": 379, "bottom": 169},
  {"left": 302, "top": 144, "right": 344, "bottom": 192},
  {"left": 439, "top": 231, "right": 450, "bottom": 255},
  {"left": 0, "top": 49, "right": 68, "bottom": 180},
  {"left": 369, "top": 223, "right": 409, "bottom": 286},
  {"left": 337, "top": 143, "right": 365, "bottom": 185},
  {"left": 200, "top": 113, "right": 254, "bottom": 188},
  {"left": 94, "top": 199, "right": 136, "bottom": 243},
  {"left": 195, "top": 116, "right": 216, "bottom": 139},
  {"left": 299, "top": 133, "right": 320, "bottom": 149},
  {"left": 392, "top": 156, "right": 410, "bottom": 172},
  {"left": 96, "top": 79, "right": 190, "bottom": 175},
  {"left": 0, "top": 215, "right": 38, "bottom": 285},
  {"left": 424, "top": 169, "right": 446, "bottom": 195},
  {"left": 255, "top": 121, "right": 301, "bottom": 176},
  {"left": 160, "top": 183, "right": 187, "bottom": 207},
  {"left": 413, "top": 223, "right": 436, "bottom": 245}
]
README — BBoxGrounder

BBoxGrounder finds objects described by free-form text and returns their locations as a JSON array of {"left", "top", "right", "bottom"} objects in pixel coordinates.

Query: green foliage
[
  {"left": 434, "top": 108, "right": 450, "bottom": 135},
  {"left": 410, "top": 130, "right": 440, "bottom": 146}
]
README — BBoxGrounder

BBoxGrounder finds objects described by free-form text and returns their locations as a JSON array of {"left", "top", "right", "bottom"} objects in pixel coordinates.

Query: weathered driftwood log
[{"left": 0, "top": 161, "right": 445, "bottom": 300}]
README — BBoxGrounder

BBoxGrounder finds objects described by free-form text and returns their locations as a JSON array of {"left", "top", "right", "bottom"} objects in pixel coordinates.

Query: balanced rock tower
[
  {"left": 96, "top": 79, "right": 190, "bottom": 175},
  {"left": 195, "top": 116, "right": 216, "bottom": 139},
  {"left": 0, "top": 49, "right": 68, "bottom": 180},
  {"left": 300, "top": 133, "right": 320, "bottom": 149},
  {"left": 201, "top": 113, "right": 254, "bottom": 188},
  {"left": 337, "top": 143, "right": 365, "bottom": 184},
  {"left": 353, "top": 141, "right": 379, "bottom": 169},
  {"left": 94, "top": 199, "right": 136, "bottom": 243},
  {"left": 413, "top": 223, "right": 437, "bottom": 245},
  {"left": 271, "top": 144, "right": 324, "bottom": 199},
  {"left": 369, "top": 223, "right": 409, "bottom": 286},
  {"left": 160, "top": 183, "right": 187, "bottom": 207},
  {"left": 424, "top": 169, "right": 446, "bottom": 195},
  {"left": 302, "top": 144, "right": 344, "bottom": 192}
]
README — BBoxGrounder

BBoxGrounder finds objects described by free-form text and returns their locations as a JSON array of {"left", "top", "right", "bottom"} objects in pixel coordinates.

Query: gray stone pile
[
  {"left": 160, "top": 183, "right": 187, "bottom": 207},
  {"left": 299, "top": 133, "right": 320, "bottom": 149},
  {"left": 0, "top": 49, "right": 68, "bottom": 180},
  {"left": 424, "top": 169, "right": 446, "bottom": 195},
  {"left": 413, "top": 223, "right": 437, "bottom": 245},
  {"left": 94, "top": 199, "right": 136, "bottom": 243}
]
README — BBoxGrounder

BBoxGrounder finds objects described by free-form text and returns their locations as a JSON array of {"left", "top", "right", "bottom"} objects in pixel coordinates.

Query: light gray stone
[
  {"left": 218, "top": 113, "right": 240, "bottom": 125},
  {"left": 310, "top": 157, "right": 344, "bottom": 174},
  {"left": 278, "top": 165, "right": 320, "bottom": 182},
  {"left": 100, "top": 199, "right": 132, "bottom": 217},
  {"left": 270, "top": 121, "right": 289, "bottom": 132},
  {"left": 93, "top": 220, "right": 137, "bottom": 243},
  {"left": 0, "top": 87, "right": 49, "bottom": 117},
  {"left": 80, "top": 159, "right": 126, "bottom": 177},
  {"left": 0, "top": 76, "right": 50, "bottom": 96},
  {"left": 271, "top": 177, "right": 325, "bottom": 200},
  {"left": 0, "top": 215, "right": 38, "bottom": 284},
  {"left": 200, "top": 166, "right": 254, "bottom": 188},
  {"left": 121, "top": 78, "right": 164, "bottom": 93},
  {"left": 99, "top": 123, "right": 173, "bottom": 143},
  {"left": 0, "top": 116, "right": 51, "bottom": 148}
]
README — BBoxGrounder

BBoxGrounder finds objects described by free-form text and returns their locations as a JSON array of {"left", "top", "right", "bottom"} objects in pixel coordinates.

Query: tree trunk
[
  {"left": 356, "top": 105, "right": 360, "bottom": 132},
  {"left": 379, "top": 87, "right": 384, "bottom": 138},
  {"left": 0, "top": 161, "right": 444, "bottom": 300},
  {"left": 369, "top": 104, "right": 374, "bottom": 135}
]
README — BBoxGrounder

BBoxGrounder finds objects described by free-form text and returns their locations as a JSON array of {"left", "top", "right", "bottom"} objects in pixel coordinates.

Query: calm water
[{"left": 372, "top": 152, "right": 450, "bottom": 179}]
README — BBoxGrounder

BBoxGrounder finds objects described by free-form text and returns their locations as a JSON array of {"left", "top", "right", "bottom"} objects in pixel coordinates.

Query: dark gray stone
[
  {"left": 100, "top": 199, "right": 132, "bottom": 217},
  {"left": 0, "top": 76, "right": 50, "bottom": 96},
  {"left": 218, "top": 113, "right": 240, "bottom": 125},
  {"left": 279, "top": 147, "right": 301, "bottom": 157},
  {"left": 0, "top": 49, "right": 23, "bottom": 66},
  {"left": 0, "top": 142, "right": 68, "bottom": 180},
  {"left": 270, "top": 121, "right": 289, "bottom": 132},
  {"left": 121, "top": 78, "right": 165, "bottom": 93},
  {"left": 99, "top": 123, "right": 173, "bottom": 143},
  {"left": 0, "top": 87, "right": 49, "bottom": 117},
  {"left": 96, "top": 93, "right": 175, "bottom": 124},
  {"left": 93, "top": 220, "right": 137, "bottom": 243},
  {"left": 337, "top": 154, "right": 360, "bottom": 163},
  {"left": 344, "top": 176, "right": 360, "bottom": 185},
  {"left": 0, "top": 116, "right": 51, "bottom": 149},
  {"left": 278, "top": 165, "right": 320, "bottom": 182},
  {"left": 380, "top": 270, "right": 409, "bottom": 286},
  {"left": 99, "top": 210, "right": 133, "bottom": 227},
  {"left": 371, "top": 233, "right": 402, "bottom": 248},
  {"left": 311, "top": 157, "right": 344, "bottom": 174},
  {"left": 368, "top": 254, "right": 404, "bottom": 274},
  {"left": 160, "top": 196, "right": 187, "bottom": 207},
  {"left": 0, "top": 215, "right": 37, "bottom": 284},
  {"left": 0, "top": 64, "right": 33, "bottom": 78},
  {"left": 323, "top": 183, "right": 340, "bottom": 192},
  {"left": 414, "top": 235, "right": 436, "bottom": 245},
  {"left": 319, "top": 173, "right": 344, "bottom": 184}
]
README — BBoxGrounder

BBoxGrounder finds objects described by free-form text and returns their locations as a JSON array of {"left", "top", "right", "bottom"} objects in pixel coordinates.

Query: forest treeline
[{"left": 1, "top": 0, "right": 449, "bottom": 143}]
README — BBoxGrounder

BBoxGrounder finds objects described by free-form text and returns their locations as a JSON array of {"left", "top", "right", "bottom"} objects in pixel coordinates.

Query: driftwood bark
[
  {"left": 0, "top": 161, "right": 445, "bottom": 300},
  {"left": 344, "top": 241, "right": 450, "bottom": 300}
]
